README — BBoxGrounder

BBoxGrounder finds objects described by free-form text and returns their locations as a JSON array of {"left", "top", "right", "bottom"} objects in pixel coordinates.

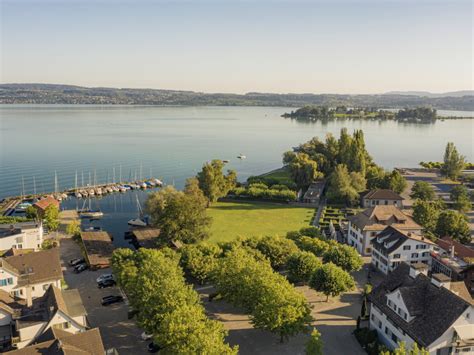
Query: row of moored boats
[{"left": 74, "top": 179, "right": 163, "bottom": 199}]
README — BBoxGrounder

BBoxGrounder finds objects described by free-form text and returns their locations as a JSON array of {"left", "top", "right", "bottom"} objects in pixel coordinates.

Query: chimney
[
  {"left": 431, "top": 273, "right": 451, "bottom": 289},
  {"left": 450, "top": 246, "right": 455, "bottom": 258},
  {"left": 26, "top": 287, "right": 33, "bottom": 307},
  {"left": 409, "top": 263, "right": 429, "bottom": 279}
]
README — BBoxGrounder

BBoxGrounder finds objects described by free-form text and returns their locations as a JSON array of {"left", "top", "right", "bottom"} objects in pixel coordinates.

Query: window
[
  {"left": 7, "top": 278, "right": 13, "bottom": 285},
  {"left": 0, "top": 279, "right": 7, "bottom": 286},
  {"left": 403, "top": 245, "right": 411, "bottom": 250},
  {"left": 416, "top": 244, "right": 427, "bottom": 250},
  {"left": 393, "top": 254, "right": 401, "bottom": 258},
  {"left": 43, "top": 283, "right": 50, "bottom": 291},
  {"left": 411, "top": 253, "right": 418, "bottom": 258},
  {"left": 391, "top": 333, "right": 399, "bottom": 343},
  {"left": 17, "top": 244, "right": 23, "bottom": 249}
]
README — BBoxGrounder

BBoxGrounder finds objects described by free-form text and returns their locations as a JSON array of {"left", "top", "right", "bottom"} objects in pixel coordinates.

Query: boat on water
[
  {"left": 237, "top": 154, "right": 246, "bottom": 159},
  {"left": 154, "top": 179, "right": 163, "bottom": 186},
  {"left": 78, "top": 198, "right": 103, "bottom": 219},
  {"left": 140, "top": 182, "right": 148, "bottom": 189},
  {"left": 223, "top": 159, "right": 230, "bottom": 163},
  {"left": 128, "top": 196, "right": 147, "bottom": 227},
  {"left": 15, "top": 202, "right": 32, "bottom": 212}
]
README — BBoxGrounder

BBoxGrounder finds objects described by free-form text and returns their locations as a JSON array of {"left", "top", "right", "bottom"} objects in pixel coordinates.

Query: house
[
  {"left": 347, "top": 206, "right": 422, "bottom": 256},
  {"left": 0, "top": 222, "right": 44, "bottom": 252},
  {"left": 2, "top": 285, "right": 88, "bottom": 350},
  {"left": 361, "top": 189, "right": 404, "bottom": 208},
  {"left": 0, "top": 249, "right": 62, "bottom": 304},
  {"left": 7, "top": 327, "right": 105, "bottom": 355},
  {"left": 430, "top": 236, "right": 474, "bottom": 295},
  {"left": 369, "top": 262, "right": 473, "bottom": 354},
  {"left": 32, "top": 197, "right": 59, "bottom": 218},
  {"left": 371, "top": 226, "right": 436, "bottom": 274},
  {"left": 302, "top": 181, "right": 326, "bottom": 204},
  {"left": 80, "top": 231, "right": 114, "bottom": 269}
]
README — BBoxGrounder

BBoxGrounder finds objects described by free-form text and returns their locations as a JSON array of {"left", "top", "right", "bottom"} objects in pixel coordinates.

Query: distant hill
[
  {"left": 1, "top": 83, "right": 473, "bottom": 110},
  {"left": 384, "top": 90, "right": 473, "bottom": 98}
]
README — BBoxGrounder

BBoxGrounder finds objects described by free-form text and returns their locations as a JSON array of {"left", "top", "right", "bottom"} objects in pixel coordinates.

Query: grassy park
[{"left": 207, "top": 201, "right": 315, "bottom": 243}]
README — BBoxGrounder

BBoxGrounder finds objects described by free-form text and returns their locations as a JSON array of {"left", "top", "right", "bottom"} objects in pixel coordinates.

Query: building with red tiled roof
[{"left": 33, "top": 197, "right": 59, "bottom": 216}]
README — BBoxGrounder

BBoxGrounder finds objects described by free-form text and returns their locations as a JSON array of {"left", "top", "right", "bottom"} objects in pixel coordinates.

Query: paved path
[{"left": 312, "top": 197, "right": 326, "bottom": 227}]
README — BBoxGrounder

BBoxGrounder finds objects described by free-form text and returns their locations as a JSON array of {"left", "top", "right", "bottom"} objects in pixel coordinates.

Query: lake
[{"left": 1, "top": 105, "right": 472, "bottom": 246}]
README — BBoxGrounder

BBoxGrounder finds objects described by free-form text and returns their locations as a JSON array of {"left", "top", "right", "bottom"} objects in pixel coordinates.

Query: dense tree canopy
[
  {"left": 450, "top": 185, "right": 472, "bottom": 213},
  {"left": 435, "top": 210, "right": 471, "bottom": 244},
  {"left": 283, "top": 152, "right": 321, "bottom": 188},
  {"left": 197, "top": 159, "right": 237, "bottom": 203},
  {"left": 322, "top": 244, "right": 363, "bottom": 272},
  {"left": 286, "top": 251, "right": 322, "bottom": 284},
  {"left": 145, "top": 185, "right": 211, "bottom": 245},
  {"left": 179, "top": 243, "right": 222, "bottom": 284},
  {"left": 441, "top": 142, "right": 466, "bottom": 180},
  {"left": 44, "top": 204, "right": 59, "bottom": 231},
  {"left": 309, "top": 262, "right": 355, "bottom": 301},
  {"left": 326, "top": 164, "right": 366, "bottom": 205},
  {"left": 412, "top": 199, "right": 443, "bottom": 235},
  {"left": 410, "top": 181, "right": 435, "bottom": 201}
]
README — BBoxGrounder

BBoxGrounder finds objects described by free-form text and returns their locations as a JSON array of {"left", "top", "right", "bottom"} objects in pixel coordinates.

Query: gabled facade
[
  {"left": 347, "top": 206, "right": 422, "bottom": 256},
  {"left": 0, "top": 249, "right": 62, "bottom": 304},
  {"left": 371, "top": 226, "right": 436, "bottom": 274},
  {"left": 362, "top": 189, "right": 404, "bottom": 208},
  {"left": 0, "top": 222, "right": 44, "bottom": 253},
  {"left": 369, "top": 263, "right": 474, "bottom": 354}
]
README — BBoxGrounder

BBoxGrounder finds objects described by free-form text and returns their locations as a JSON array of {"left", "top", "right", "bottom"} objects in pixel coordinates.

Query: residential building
[
  {"left": 430, "top": 236, "right": 474, "bottom": 295},
  {"left": 371, "top": 226, "right": 436, "bottom": 274},
  {"left": 32, "top": 197, "right": 59, "bottom": 218},
  {"left": 1, "top": 285, "right": 88, "bottom": 350},
  {"left": 369, "top": 262, "right": 473, "bottom": 354},
  {"left": 7, "top": 327, "right": 105, "bottom": 355},
  {"left": 0, "top": 222, "right": 44, "bottom": 252},
  {"left": 302, "top": 181, "right": 325, "bottom": 204},
  {"left": 347, "top": 206, "right": 422, "bottom": 256},
  {"left": 0, "top": 249, "right": 62, "bottom": 304},
  {"left": 361, "top": 189, "right": 404, "bottom": 208}
]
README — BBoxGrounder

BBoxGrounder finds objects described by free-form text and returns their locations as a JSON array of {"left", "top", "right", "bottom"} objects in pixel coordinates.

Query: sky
[{"left": 0, "top": 0, "right": 472, "bottom": 94}]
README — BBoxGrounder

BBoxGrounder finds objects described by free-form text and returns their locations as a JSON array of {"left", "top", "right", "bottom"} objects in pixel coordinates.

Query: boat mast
[
  {"left": 119, "top": 164, "right": 122, "bottom": 183},
  {"left": 21, "top": 176, "right": 25, "bottom": 198},
  {"left": 75, "top": 170, "right": 78, "bottom": 191},
  {"left": 113, "top": 167, "right": 116, "bottom": 184},
  {"left": 54, "top": 171, "right": 58, "bottom": 193},
  {"left": 33, "top": 176, "right": 37, "bottom": 195}
]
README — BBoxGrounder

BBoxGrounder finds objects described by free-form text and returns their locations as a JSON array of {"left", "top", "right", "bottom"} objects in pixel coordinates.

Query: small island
[{"left": 282, "top": 106, "right": 468, "bottom": 123}]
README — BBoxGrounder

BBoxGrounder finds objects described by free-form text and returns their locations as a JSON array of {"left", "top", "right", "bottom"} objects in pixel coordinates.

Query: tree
[
  {"left": 197, "top": 160, "right": 237, "bottom": 203},
  {"left": 66, "top": 220, "right": 81, "bottom": 237},
  {"left": 286, "top": 251, "right": 322, "bottom": 284},
  {"left": 305, "top": 329, "right": 323, "bottom": 355},
  {"left": 441, "top": 142, "right": 466, "bottom": 180},
  {"left": 366, "top": 165, "right": 386, "bottom": 190},
  {"left": 283, "top": 152, "right": 321, "bottom": 188},
  {"left": 146, "top": 186, "right": 211, "bottom": 245},
  {"left": 380, "top": 341, "right": 429, "bottom": 355},
  {"left": 322, "top": 244, "right": 363, "bottom": 272},
  {"left": 309, "top": 263, "right": 355, "bottom": 301},
  {"left": 450, "top": 185, "right": 472, "bottom": 213},
  {"left": 296, "top": 236, "right": 332, "bottom": 257},
  {"left": 326, "top": 164, "right": 366, "bottom": 205},
  {"left": 179, "top": 243, "right": 222, "bottom": 284},
  {"left": 252, "top": 235, "right": 300, "bottom": 269},
  {"left": 435, "top": 210, "right": 471, "bottom": 244},
  {"left": 412, "top": 199, "right": 443, "bottom": 235},
  {"left": 184, "top": 177, "right": 208, "bottom": 208},
  {"left": 383, "top": 169, "right": 407, "bottom": 194},
  {"left": 44, "top": 204, "right": 59, "bottom": 231},
  {"left": 25, "top": 206, "right": 38, "bottom": 220},
  {"left": 410, "top": 181, "right": 435, "bottom": 201}
]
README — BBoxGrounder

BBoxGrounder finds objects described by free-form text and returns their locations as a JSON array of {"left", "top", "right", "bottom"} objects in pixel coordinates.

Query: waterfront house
[
  {"left": 369, "top": 262, "right": 473, "bottom": 354},
  {"left": 302, "top": 181, "right": 326, "bottom": 204},
  {"left": 430, "top": 236, "right": 474, "bottom": 295},
  {"left": 361, "top": 189, "right": 404, "bottom": 208},
  {"left": 7, "top": 328, "right": 105, "bottom": 354},
  {"left": 33, "top": 197, "right": 59, "bottom": 218},
  {"left": 0, "top": 222, "right": 44, "bottom": 253},
  {"left": 4, "top": 285, "right": 87, "bottom": 350},
  {"left": 371, "top": 226, "right": 436, "bottom": 274},
  {"left": 0, "top": 249, "right": 62, "bottom": 303},
  {"left": 347, "top": 206, "right": 422, "bottom": 256}
]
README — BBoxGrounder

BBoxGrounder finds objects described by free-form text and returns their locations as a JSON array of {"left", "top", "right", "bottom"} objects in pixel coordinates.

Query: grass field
[{"left": 207, "top": 201, "right": 315, "bottom": 243}]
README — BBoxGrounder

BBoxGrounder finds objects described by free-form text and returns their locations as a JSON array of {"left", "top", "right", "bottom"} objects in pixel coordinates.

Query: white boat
[
  {"left": 237, "top": 154, "right": 246, "bottom": 159},
  {"left": 140, "top": 182, "right": 147, "bottom": 189},
  {"left": 79, "top": 210, "right": 104, "bottom": 219},
  {"left": 75, "top": 192, "right": 82, "bottom": 198},
  {"left": 154, "top": 179, "right": 163, "bottom": 186},
  {"left": 128, "top": 196, "right": 147, "bottom": 227}
]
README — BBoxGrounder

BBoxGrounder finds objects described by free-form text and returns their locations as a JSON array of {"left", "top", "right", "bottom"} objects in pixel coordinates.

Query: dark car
[
  {"left": 74, "top": 263, "right": 88, "bottom": 273},
  {"left": 98, "top": 279, "right": 116, "bottom": 289},
  {"left": 147, "top": 342, "right": 162, "bottom": 353},
  {"left": 69, "top": 258, "right": 85, "bottom": 266},
  {"left": 101, "top": 295, "right": 123, "bottom": 306}
]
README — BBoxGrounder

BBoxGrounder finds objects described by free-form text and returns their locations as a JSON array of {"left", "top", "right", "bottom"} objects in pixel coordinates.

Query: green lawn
[{"left": 207, "top": 201, "right": 315, "bottom": 243}]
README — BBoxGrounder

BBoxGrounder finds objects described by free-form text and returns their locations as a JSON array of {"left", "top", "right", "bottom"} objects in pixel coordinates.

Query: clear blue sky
[{"left": 1, "top": 0, "right": 472, "bottom": 94}]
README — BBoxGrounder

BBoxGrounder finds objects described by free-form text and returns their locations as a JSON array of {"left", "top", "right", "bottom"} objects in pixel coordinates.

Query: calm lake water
[{"left": 1, "top": 105, "right": 472, "bottom": 246}]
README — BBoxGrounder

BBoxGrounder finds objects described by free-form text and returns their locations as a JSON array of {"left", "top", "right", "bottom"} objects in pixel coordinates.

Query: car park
[
  {"left": 97, "top": 279, "right": 116, "bottom": 289},
  {"left": 96, "top": 273, "right": 114, "bottom": 283},
  {"left": 69, "top": 258, "right": 85, "bottom": 266},
  {"left": 101, "top": 295, "right": 123, "bottom": 306}
]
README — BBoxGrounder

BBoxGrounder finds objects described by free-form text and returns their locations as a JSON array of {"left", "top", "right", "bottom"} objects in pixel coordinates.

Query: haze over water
[{"left": 0, "top": 105, "right": 473, "bottom": 200}]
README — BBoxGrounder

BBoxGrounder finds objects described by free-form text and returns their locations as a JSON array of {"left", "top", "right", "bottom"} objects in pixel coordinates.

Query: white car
[
  {"left": 96, "top": 273, "right": 114, "bottom": 283},
  {"left": 141, "top": 332, "right": 153, "bottom": 341}
]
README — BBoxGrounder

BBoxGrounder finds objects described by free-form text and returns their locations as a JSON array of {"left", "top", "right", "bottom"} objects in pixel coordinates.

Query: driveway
[{"left": 59, "top": 239, "right": 144, "bottom": 354}]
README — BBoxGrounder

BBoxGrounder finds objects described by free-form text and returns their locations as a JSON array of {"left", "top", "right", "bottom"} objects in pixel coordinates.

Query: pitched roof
[
  {"left": 371, "top": 226, "right": 435, "bottom": 254},
  {"left": 80, "top": 231, "right": 114, "bottom": 267},
  {"left": 44, "top": 286, "right": 87, "bottom": 319},
  {"left": 33, "top": 197, "right": 59, "bottom": 212},
  {"left": 6, "top": 328, "right": 105, "bottom": 355},
  {"left": 363, "top": 189, "right": 404, "bottom": 201},
  {"left": 436, "top": 236, "right": 474, "bottom": 260},
  {"left": 1, "top": 248, "right": 62, "bottom": 286},
  {"left": 348, "top": 205, "right": 421, "bottom": 232},
  {"left": 369, "top": 263, "right": 471, "bottom": 347}
]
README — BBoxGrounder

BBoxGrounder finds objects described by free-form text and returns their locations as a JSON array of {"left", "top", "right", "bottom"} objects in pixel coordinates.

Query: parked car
[
  {"left": 147, "top": 342, "right": 161, "bottom": 353},
  {"left": 69, "top": 258, "right": 85, "bottom": 266},
  {"left": 96, "top": 273, "right": 114, "bottom": 283},
  {"left": 101, "top": 295, "right": 123, "bottom": 306},
  {"left": 98, "top": 279, "right": 116, "bottom": 289},
  {"left": 74, "top": 263, "right": 88, "bottom": 273},
  {"left": 141, "top": 332, "right": 153, "bottom": 341}
]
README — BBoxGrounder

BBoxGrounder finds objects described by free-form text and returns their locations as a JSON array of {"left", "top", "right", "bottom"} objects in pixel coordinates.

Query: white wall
[{"left": 0, "top": 225, "right": 43, "bottom": 252}]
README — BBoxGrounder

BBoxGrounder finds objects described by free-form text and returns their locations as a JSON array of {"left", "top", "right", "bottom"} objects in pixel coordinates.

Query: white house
[
  {"left": 361, "top": 189, "right": 404, "bottom": 208},
  {"left": 369, "top": 262, "right": 474, "bottom": 354},
  {"left": 371, "top": 226, "right": 436, "bottom": 274},
  {"left": 347, "top": 205, "right": 422, "bottom": 256},
  {"left": 0, "top": 248, "right": 62, "bottom": 304},
  {"left": 0, "top": 222, "right": 44, "bottom": 252}
]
